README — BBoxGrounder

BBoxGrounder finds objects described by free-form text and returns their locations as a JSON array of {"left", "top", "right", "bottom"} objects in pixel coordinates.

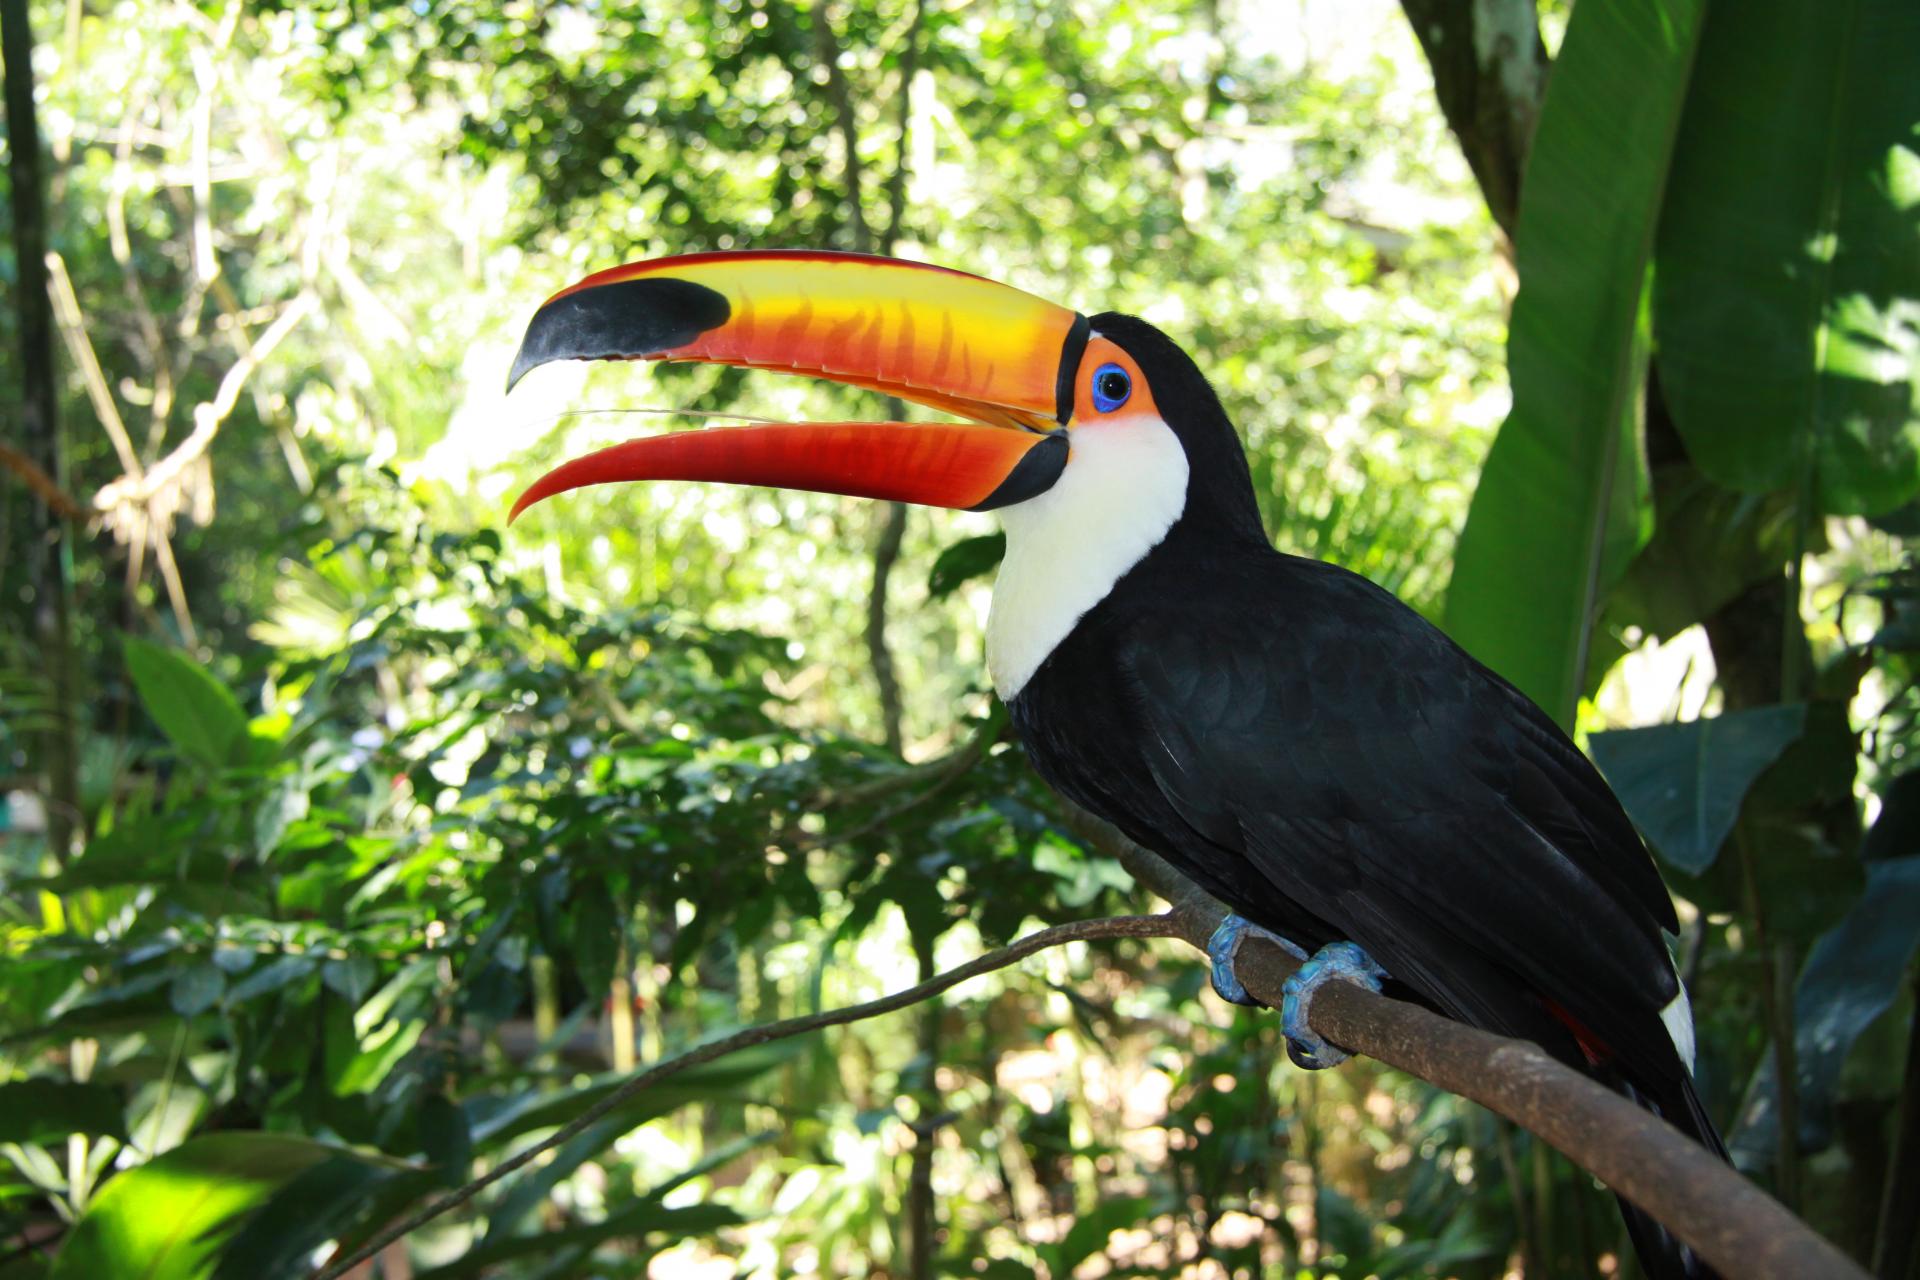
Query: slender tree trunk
[
  {"left": 1396, "top": 0, "right": 1549, "bottom": 239},
  {"left": 903, "top": 933, "right": 941, "bottom": 1280},
  {"left": 866, "top": 502, "right": 908, "bottom": 755},
  {"left": 3, "top": 0, "right": 82, "bottom": 863},
  {"left": 815, "top": 0, "right": 923, "bottom": 757}
]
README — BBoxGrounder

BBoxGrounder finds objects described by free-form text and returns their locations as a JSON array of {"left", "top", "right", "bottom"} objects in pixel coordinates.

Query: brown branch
[
  {"left": 1064, "top": 813, "right": 1865, "bottom": 1280},
  {"left": 0, "top": 442, "right": 85, "bottom": 520},
  {"left": 820, "top": 712, "right": 1001, "bottom": 810},
  {"left": 879, "top": 0, "right": 922, "bottom": 255},
  {"left": 308, "top": 914, "right": 1185, "bottom": 1280},
  {"left": 316, "top": 814, "right": 1862, "bottom": 1280},
  {"left": 47, "top": 250, "right": 200, "bottom": 645},
  {"left": 5, "top": 0, "right": 82, "bottom": 863}
]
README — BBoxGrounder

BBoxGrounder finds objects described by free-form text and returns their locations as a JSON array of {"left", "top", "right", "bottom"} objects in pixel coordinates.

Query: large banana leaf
[
  {"left": 1655, "top": 0, "right": 1920, "bottom": 515},
  {"left": 1444, "top": 0, "right": 1705, "bottom": 726}
]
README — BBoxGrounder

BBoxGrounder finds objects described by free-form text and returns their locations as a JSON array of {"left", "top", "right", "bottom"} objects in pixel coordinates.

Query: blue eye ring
[{"left": 1091, "top": 362, "right": 1132, "bottom": 413}]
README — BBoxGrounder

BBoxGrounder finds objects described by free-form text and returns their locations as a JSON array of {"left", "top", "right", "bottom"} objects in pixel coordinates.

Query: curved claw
[
  {"left": 1281, "top": 941, "right": 1386, "bottom": 1070},
  {"left": 1206, "top": 914, "right": 1307, "bottom": 1007}
]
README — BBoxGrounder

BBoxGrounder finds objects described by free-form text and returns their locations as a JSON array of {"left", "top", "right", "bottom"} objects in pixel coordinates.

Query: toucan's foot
[
  {"left": 1206, "top": 914, "right": 1307, "bottom": 1007},
  {"left": 1281, "top": 941, "right": 1387, "bottom": 1070}
]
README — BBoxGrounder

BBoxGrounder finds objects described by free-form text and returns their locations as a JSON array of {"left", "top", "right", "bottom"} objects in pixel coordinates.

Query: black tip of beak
[{"left": 505, "top": 276, "right": 733, "bottom": 394}]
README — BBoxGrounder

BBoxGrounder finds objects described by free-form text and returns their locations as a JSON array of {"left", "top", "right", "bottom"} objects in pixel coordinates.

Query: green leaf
[
  {"left": 169, "top": 965, "right": 225, "bottom": 1017},
  {"left": 571, "top": 892, "right": 619, "bottom": 998},
  {"left": 927, "top": 532, "right": 1005, "bottom": 599},
  {"left": 210, "top": 1152, "right": 430, "bottom": 1280},
  {"left": 0, "top": 1081, "right": 127, "bottom": 1145},
  {"left": 50, "top": 1133, "right": 387, "bottom": 1280},
  {"left": 1443, "top": 0, "right": 1706, "bottom": 725},
  {"left": 1733, "top": 856, "right": 1920, "bottom": 1165},
  {"left": 225, "top": 955, "right": 316, "bottom": 1003},
  {"left": 321, "top": 955, "right": 376, "bottom": 1006},
  {"left": 123, "top": 638, "right": 248, "bottom": 769},
  {"left": 1654, "top": 0, "right": 1920, "bottom": 515},
  {"left": 1588, "top": 704, "right": 1807, "bottom": 874},
  {"left": 1600, "top": 466, "right": 1804, "bottom": 645}
]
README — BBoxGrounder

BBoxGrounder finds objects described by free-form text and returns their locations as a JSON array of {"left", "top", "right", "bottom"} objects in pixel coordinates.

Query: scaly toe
[
  {"left": 1280, "top": 941, "right": 1386, "bottom": 1070},
  {"left": 1206, "top": 914, "right": 1308, "bottom": 1007}
]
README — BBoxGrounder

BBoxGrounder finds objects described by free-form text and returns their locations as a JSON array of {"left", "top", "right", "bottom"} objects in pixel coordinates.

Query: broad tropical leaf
[
  {"left": 1733, "top": 856, "right": 1920, "bottom": 1165},
  {"left": 1655, "top": 0, "right": 1920, "bottom": 514},
  {"left": 50, "top": 1133, "right": 405, "bottom": 1280},
  {"left": 1588, "top": 705, "right": 1807, "bottom": 874},
  {"left": 1444, "top": 0, "right": 1706, "bottom": 725},
  {"left": 0, "top": 1080, "right": 126, "bottom": 1145},
  {"left": 123, "top": 638, "right": 248, "bottom": 769}
]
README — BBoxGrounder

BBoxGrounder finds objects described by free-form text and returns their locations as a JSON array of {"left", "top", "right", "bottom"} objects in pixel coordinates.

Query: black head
[{"left": 1087, "top": 313, "right": 1267, "bottom": 543}]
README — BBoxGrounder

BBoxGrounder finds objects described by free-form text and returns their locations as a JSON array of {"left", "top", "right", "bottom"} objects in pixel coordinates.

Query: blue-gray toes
[
  {"left": 1206, "top": 914, "right": 1307, "bottom": 1007},
  {"left": 1281, "top": 940, "right": 1387, "bottom": 1070}
]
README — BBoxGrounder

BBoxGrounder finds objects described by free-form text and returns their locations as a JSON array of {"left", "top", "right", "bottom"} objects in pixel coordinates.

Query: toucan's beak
[{"left": 505, "top": 250, "right": 1088, "bottom": 521}]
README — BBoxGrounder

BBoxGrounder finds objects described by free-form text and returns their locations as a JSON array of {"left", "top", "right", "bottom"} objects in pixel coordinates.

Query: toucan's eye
[{"left": 1091, "top": 363, "right": 1132, "bottom": 414}]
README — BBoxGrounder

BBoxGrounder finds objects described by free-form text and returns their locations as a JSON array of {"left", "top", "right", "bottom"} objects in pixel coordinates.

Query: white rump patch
[
  {"left": 987, "top": 414, "right": 1189, "bottom": 698},
  {"left": 1661, "top": 982, "right": 1697, "bottom": 1073}
]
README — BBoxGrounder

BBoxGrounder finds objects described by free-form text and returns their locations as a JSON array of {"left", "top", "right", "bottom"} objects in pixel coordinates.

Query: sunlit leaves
[
  {"left": 49, "top": 1134, "right": 403, "bottom": 1280},
  {"left": 1655, "top": 0, "right": 1920, "bottom": 515}
]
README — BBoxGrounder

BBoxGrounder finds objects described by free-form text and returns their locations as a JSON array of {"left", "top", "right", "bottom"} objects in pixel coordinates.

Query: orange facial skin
[{"left": 1067, "top": 335, "right": 1162, "bottom": 427}]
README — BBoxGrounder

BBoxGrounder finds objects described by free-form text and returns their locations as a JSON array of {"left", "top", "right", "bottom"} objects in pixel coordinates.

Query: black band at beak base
[
  {"left": 968, "top": 432, "right": 1069, "bottom": 511},
  {"left": 1053, "top": 314, "right": 1092, "bottom": 426}
]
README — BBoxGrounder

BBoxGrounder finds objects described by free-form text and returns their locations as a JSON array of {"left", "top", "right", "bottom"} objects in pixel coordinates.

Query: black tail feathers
[{"left": 1612, "top": 1070, "right": 1728, "bottom": 1280}]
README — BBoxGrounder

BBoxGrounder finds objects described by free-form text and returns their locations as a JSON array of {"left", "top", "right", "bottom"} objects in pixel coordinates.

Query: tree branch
[
  {"left": 813, "top": 1, "right": 873, "bottom": 254},
  {"left": 1058, "top": 811, "right": 1864, "bottom": 1279},
  {"left": 309, "top": 914, "right": 1184, "bottom": 1280},
  {"left": 0, "top": 441, "right": 85, "bottom": 521},
  {"left": 314, "top": 798, "right": 1861, "bottom": 1280}
]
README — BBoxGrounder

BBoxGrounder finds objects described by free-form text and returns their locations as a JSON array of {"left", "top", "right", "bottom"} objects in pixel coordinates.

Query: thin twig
[
  {"left": 46, "top": 250, "right": 202, "bottom": 645},
  {"left": 310, "top": 914, "right": 1184, "bottom": 1280},
  {"left": 93, "top": 291, "right": 318, "bottom": 512}
]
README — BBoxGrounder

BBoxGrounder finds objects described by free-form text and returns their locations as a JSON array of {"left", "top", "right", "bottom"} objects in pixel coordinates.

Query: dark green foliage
[
  {"left": 5, "top": 0, "right": 1917, "bottom": 1274},
  {"left": 1655, "top": 0, "right": 1920, "bottom": 515},
  {"left": 1590, "top": 705, "right": 1808, "bottom": 875}
]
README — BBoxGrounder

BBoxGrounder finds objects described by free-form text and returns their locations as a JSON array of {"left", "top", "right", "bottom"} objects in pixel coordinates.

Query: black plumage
[{"left": 1008, "top": 315, "right": 1724, "bottom": 1279}]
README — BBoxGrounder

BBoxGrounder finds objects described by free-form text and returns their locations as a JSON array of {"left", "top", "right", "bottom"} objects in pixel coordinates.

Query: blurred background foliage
[{"left": 0, "top": 0, "right": 1915, "bottom": 1277}]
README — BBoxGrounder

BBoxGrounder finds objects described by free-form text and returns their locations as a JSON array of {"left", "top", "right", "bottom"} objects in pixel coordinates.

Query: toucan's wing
[{"left": 1110, "top": 553, "right": 1685, "bottom": 1079}]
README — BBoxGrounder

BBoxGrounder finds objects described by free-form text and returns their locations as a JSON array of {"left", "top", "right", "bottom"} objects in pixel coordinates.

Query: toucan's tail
[{"left": 1610, "top": 1069, "right": 1727, "bottom": 1280}]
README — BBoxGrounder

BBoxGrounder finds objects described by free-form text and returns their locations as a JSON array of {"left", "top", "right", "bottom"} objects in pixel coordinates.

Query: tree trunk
[
  {"left": 3, "top": 0, "right": 82, "bottom": 863},
  {"left": 1396, "top": 0, "right": 1549, "bottom": 238}
]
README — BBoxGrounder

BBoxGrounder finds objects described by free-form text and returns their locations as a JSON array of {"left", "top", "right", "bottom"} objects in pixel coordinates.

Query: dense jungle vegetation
[{"left": 1, "top": 0, "right": 1917, "bottom": 1276}]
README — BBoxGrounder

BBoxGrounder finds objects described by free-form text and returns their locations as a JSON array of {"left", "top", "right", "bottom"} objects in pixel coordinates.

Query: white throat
[{"left": 987, "top": 415, "right": 1189, "bottom": 699}]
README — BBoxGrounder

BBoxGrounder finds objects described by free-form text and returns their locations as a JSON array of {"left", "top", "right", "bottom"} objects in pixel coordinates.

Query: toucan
[{"left": 505, "top": 249, "right": 1725, "bottom": 1278}]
